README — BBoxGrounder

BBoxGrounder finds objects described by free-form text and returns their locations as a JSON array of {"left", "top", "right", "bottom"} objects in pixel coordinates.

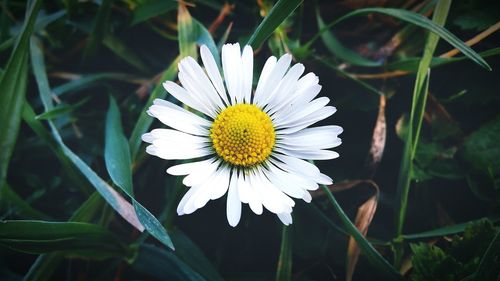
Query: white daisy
[{"left": 142, "top": 43, "right": 342, "bottom": 227}]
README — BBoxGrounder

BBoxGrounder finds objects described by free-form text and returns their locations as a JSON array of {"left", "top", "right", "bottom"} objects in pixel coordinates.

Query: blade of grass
[
  {"left": 247, "top": 0, "right": 303, "bottom": 49},
  {"left": 29, "top": 36, "right": 145, "bottom": 233},
  {"left": 52, "top": 73, "right": 138, "bottom": 96},
  {"left": 402, "top": 216, "right": 500, "bottom": 240},
  {"left": 306, "top": 7, "right": 491, "bottom": 71},
  {"left": 0, "top": 0, "right": 41, "bottom": 192},
  {"left": 132, "top": 243, "right": 206, "bottom": 281},
  {"left": 0, "top": 182, "right": 50, "bottom": 220},
  {"left": 315, "top": 6, "right": 381, "bottom": 67},
  {"left": 105, "top": 96, "right": 174, "bottom": 250},
  {"left": 320, "top": 185, "right": 403, "bottom": 281},
  {"left": 178, "top": 2, "right": 197, "bottom": 59},
  {"left": 82, "top": 0, "right": 112, "bottom": 61},
  {"left": 131, "top": 0, "right": 177, "bottom": 25},
  {"left": 276, "top": 225, "right": 292, "bottom": 281},
  {"left": 472, "top": 232, "right": 500, "bottom": 281},
  {"left": 393, "top": 0, "right": 451, "bottom": 268},
  {"left": 0, "top": 220, "right": 129, "bottom": 259},
  {"left": 23, "top": 193, "right": 105, "bottom": 281},
  {"left": 103, "top": 34, "right": 152, "bottom": 73}
]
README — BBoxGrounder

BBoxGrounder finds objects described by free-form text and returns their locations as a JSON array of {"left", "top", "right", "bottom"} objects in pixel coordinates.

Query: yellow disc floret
[{"left": 210, "top": 104, "right": 275, "bottom": 167}]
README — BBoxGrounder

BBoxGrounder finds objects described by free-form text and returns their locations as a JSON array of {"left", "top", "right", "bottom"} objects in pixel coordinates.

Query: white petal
[
  {"left": 272, "top": 83, "right": 322, "bottom": 122},
  {"left": 265, "top": 63, "right": 305, "bottom": 115},
  {"left": 272, "top": 154, "right": 332, "bottom": 185},
  {"left": 277, "top": 125, "right": 343, "bottom": 150},
  {"left": 166, "top": 157, "right": 216, "bottom": 175},
  {"left": 302, "top": 191, "right": 312, "bottom": 203},
  {"left": 227, "top": 172, "right": 242, "bottom": 227},
  {"left": 147, "top": 99, "right": 210, "bottom": 136},
  {"left": 274, "top": 97, "right": 330, "bottom": 128},
  {"left": 200, "top": 45, "right": 229, "bottom": 105},
  {"left": 177, "top": 186, "right": 199, "bottom": 215},
  {"left": 242, "top": 45, "right": 254, "bottom": 104},
  {"left": 275, "top": 106, "right": 337, "bottom": 135},
  {"left": 222, "top": 43, "right": 243, "bottom": 104},
  {"left": 146, "top": 143, "right": 211, "bottom": 160},
  {"left": 274, "top": 147, "right": 340, "bottom": 160},
  {"left": 277, "top": 212, "right": 293, "bottom": 225},
  {"left": 262, "top": 167, "right": 305, "bottom": 199},
  {"left": 253, "top": 56, "right": 276, "bottom": 104},
  {"left": 178, "top": 57, "right": 225, "bottom": 111},
  {"left": 254, "top": 168, "right": 294, "bottom": 214},
  {"left": 245, "top": 172, "right": 263, "bottom": 215},
  {"left": 142, "top": 128, "right": 208, "bottom": 144},
  {"left": 210, "top": 165, "right": 231, "bottom": 200},
  {"left": 254, "top": 54, "right": 292, "bottom": 107},
  {"left": 183, "top": 159, "right": 220, "bottom": 187},
  {"left": 267, "top": 159, "right": 319, "bottom": 191},
  {"left": 162, "top": 81, "right": 215, "bottom": 118}
]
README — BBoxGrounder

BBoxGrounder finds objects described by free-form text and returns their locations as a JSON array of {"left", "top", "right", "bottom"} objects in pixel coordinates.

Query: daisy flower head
[{"left": 142, "top": 43, "right": 343, "bottom": 227}]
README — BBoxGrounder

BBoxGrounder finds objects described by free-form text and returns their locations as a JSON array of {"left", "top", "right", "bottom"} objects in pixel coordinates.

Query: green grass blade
[
  {"left": 315, "top": 7, "right": 380, "bottom": 67},
  {"left": 402, "top": 216, "right": 500, "bottom": 240},
  {"left": 178, "top": 3, "right": 198, "bottom": 59},
  {"left": 393, "top": 0, "right": 451, "bottom": 267},
  {"left": 275, "top": 225, "right": 292, "bottom": 281},
  {"left": 247, "top": 0, "right": 303, "bottom": 49},
  {"left": 105, "top": 96, "right": 134, "bottom": 195},
  {"left": 106, "top": 96, "right": 174, "bottom": 250},
  {"left": 472, "top": 232, "right": 500, "bottom": 281},
  {"left": 132, "top": 243, "right": 206, "bottom": 281},
  {"left": 131, "top": 0, "right": 177, "bottom": 25},
  {"left": 23, "top": 193, "right": 105, "bottom": 281},
  {"left": 313, "top": 7, "right": 491, "bottom": 70},
  {"left": 0, "top": 220, "right": 129, "bottom": 258},
  {"left": 320, "top": 185, "right": 404, "bottom": 281},
  {"left": 82, "top": 0, "right": 112, "bottom": 61},
  {"left": 0, "top": 182, "right": 50, "bottom": 220},
  {"left": 0, "top": 0, "right": 41, "bottom": 191},
  {"left": 52, "top": 73, "right": 137, "bottom": 96},
  {"left": 129, "top": 57, "right": 179, "bottom": 161},
  {"left": 103, "top": 34, "right": 152, "bottom": 73},
  {"left": 170, "top": 229, "right": 225, "bottom": 281}
]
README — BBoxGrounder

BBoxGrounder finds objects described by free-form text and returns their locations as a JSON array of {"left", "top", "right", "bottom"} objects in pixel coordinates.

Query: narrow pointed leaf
[
  {"left": 247, "top": 0, "right": 303, "bottom": 49},
  {"left": 0, "top": 0, "right": 41, "bottom": 190}
]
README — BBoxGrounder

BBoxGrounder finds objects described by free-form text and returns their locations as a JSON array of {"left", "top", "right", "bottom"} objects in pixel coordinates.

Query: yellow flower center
[{"left": 210, "top": 104, "right": 275, "bottom": 167}]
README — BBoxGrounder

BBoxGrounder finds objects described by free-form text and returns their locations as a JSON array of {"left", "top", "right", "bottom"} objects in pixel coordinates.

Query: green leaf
[
  {"left": 275, "top": 225, "right": 292, "bottom": 281},
  {"left": 132, "top": 0, "right": 177, "bottom": 25},
  {"left": 247, "top": 0, "right": 303, "bottom": 49},
  {"left": 83, "top": 0, "right": 112, "bottom": 61},
  {"left": 315, "top": 7, "right": 491, "bottom": 70},
  {"left": 105, "top": 96, "right": 133, "bottom": 195},
  {"left": 132, "top": 243, "right": 206, "bottom": 281},
  {"left": 403, "top": 216, "right": 500, "bottom": 240},
  {"left": 178, "top": 3, "right": 198, "bottom": 59},
  {"left": 193, "top": 18, "right": 220, "bottom": 66},
  {"left": 103, "top": 34, "right": 152, "bottom": 73},
  {"left": 394, "top": 2, "right": 451, "bottom": 266},
  {"left": 35, "top": 98, "right": 89, "bottom": 120},
  {"left": 170, "top": 229, "right": 225, "bottom": 281},
  {"left": 0, "top": 220, "right": 129, "bottom": 259},
  {"left": 0, "top": 0, "right": 41, "bottom": 191},
  {"left": 461, "top": 115, "right": 500, "bottom": 174},
  {"left": 129, "top": 56, "right": 179, "bottom": 161},
  {"left": 0, "top": 183, "right": 49, "bottom": 220},
  {"left": 315, "top": 7, "right": 380, "bottom": 67},
  {"left": 386, "top": 47, "right": 500, "bottom": 72},
  {"left": 23, "top": 193, "right": 105, "bottom": 281},
  {"left": 320, "top": 185, "right": 404, "bottom": 281},
  {"left": 52, "top": 73, "right": 137, "bottom": 97},
  {"left": 473, "top": 232, "right": 500, "bottom": 281},
  {"left": 105, "top": 96, "right": 174, "bottom": 250}
]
